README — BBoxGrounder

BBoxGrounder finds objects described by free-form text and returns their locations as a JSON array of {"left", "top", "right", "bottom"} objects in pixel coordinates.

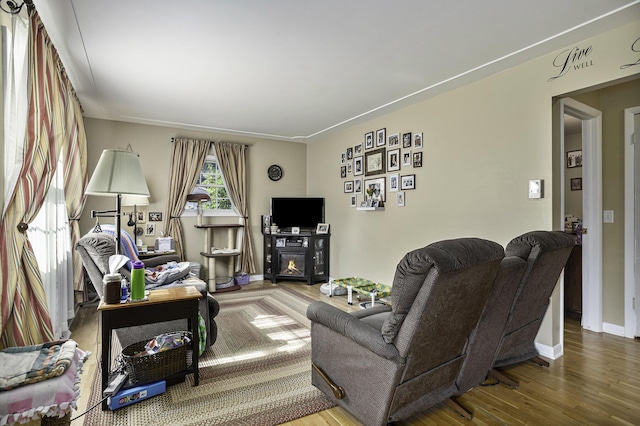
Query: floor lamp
[{"left": 86, "top": 149, "right": 150, "bottom": 254}]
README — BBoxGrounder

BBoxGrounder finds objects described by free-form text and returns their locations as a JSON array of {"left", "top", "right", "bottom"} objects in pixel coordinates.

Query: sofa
[{"left": 75, "top": 229, "right": 219, "bottom": 349}]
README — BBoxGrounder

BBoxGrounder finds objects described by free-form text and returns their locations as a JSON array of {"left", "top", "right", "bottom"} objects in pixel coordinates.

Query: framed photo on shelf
[
  {"left": 353, "top": 156, "right": 364, "bottom": 176},
  {"left": 316, "top": 223, "right": 330, "bottom": 234},
  {"left": 364, "top": 177, "right": 386, "bottom": 203},
  {"left": 376, "top": 128, "right": 386, "bottom": 147},
  {"left": 567, "top": 149, "right": 582, "bottom": 168},
  {"left": 387, "top": 148, "right": 400, "bottom": 171},
  {"left": 414, "top": 132, "right": 423, "bottom": 149},
  {"left": 401, "top": 174, "right": 416, "bottom": 190},
  {"left": 344, "top": 181, "right": 354, "bottom": 193},
  {"left": 388, "top": 133, "right": 400, "bottom": 147},
  {"left": 365, "top": 147, "right": 386, "bottom": 176},
  {"left": 365, "top": 131, "right": 374, "bottom": 150},
  {"left": 262, "top": 215, "right": 271, "bottom": 234}
]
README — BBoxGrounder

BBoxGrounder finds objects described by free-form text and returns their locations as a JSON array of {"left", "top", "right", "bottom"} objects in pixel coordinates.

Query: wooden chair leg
[
  {"left": 488, "top": 368, "right": 520, "bottom": 389},
  {"left": 445, "top": 397, "right": 473, "bottom": 420},
  {"left": 530, "top": 356, "right": 550, "bottom": 367}
]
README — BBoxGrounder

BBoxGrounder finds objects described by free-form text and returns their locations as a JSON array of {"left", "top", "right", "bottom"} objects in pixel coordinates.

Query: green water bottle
[{"left": 131, "top": 260, "right": 145, "bottom": 301}]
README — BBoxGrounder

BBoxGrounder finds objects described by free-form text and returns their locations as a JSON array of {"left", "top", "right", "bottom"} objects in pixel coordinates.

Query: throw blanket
[{"left": 0, "top": 340, "right": 77, "bottom": 391}]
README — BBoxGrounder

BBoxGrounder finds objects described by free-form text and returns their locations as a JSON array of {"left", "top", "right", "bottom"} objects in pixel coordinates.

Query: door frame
[
  {"left": 624, "top": 106, "right": 640, "bottom": 338},
  {"left": 558, "top": 97, "right": 603, "bottom": 334}
]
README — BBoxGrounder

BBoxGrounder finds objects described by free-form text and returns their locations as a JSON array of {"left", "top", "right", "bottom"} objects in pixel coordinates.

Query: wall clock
[{"left": 268, "top": 164, "right": 283, "bottom": 181}]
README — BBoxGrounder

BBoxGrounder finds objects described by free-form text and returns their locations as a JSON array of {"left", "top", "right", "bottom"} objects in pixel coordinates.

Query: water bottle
[{"left": 131, "top": 260, "right": 145, "bottom": 301}]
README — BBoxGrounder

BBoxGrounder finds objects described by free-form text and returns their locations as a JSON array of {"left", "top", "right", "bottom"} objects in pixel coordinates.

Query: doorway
[
  {"left": 557, "top": 98, "right": 603, "bottom": 336},
  {"left": 624, "top": 106, "right": 640, "bottom": 338}
]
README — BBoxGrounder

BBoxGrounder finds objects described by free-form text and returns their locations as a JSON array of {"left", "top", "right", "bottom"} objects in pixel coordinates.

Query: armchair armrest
[{"left": 306, "top": 301, "right": 400, "bottom": 362}]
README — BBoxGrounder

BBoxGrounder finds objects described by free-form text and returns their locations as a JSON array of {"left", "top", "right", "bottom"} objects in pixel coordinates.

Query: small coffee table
[{"left": 98, "top": 285, "right": 201, "bottom": 410}]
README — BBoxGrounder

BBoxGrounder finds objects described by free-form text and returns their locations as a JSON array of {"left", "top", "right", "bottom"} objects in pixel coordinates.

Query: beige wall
[
  {"left": 80, "top": 119, "right": 307, "bottom": 275},
  {"left": 307, "top": 20, "right": 640, "bottom": 348}
]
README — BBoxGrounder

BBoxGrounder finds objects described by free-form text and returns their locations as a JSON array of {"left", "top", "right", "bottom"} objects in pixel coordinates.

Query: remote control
[{"left": 103, "top": 372, "right": 128, "bottom": 397}]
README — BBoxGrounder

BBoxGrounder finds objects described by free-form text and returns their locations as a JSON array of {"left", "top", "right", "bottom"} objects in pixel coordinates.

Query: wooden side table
[{"left": 98, "top": 286, "right": 201, "bottom": 410}]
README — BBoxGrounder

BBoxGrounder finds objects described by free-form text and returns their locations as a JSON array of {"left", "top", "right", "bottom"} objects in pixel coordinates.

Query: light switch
[{"left": 603, "top": 210, "right": 614, "bottom": 223}]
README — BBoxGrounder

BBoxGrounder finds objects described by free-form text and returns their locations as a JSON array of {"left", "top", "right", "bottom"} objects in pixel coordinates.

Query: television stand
[{"left": 263, "top": 232, "right": 330, "bottom": 285}]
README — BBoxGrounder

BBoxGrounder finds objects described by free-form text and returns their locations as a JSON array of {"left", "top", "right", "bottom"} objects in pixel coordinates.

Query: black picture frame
[
  {"left": 365, "top": 147, "right": 386, "bottom": 176},
  {"left": 401, "top": 174, "right": 416, "bottom": 190},
  {"left": 365, "top": 131, "right": 374, "bottom": 150},
  {"left": 376, "top": 128, "right": 386, "bottom": 147},
  {"left": 567, "top": 150, "right": 582, "bottom": 168},
  {"left": 570, "top": 177, "right": 582, "bottom": 191}
]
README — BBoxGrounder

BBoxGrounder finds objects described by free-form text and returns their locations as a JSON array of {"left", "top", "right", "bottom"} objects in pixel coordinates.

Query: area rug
[{"left": 83, "top": 286, "right": 335, "bottom": 425}]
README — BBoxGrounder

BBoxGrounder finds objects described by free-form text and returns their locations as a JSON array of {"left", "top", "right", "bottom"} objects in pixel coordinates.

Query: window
[{"left": 184, "top": 155, "right": 236, "bottom": 215}]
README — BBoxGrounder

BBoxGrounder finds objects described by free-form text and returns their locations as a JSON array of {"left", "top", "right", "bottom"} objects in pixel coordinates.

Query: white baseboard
[
  {"left": 251, "top": 274, "right": 264, "bottom": 282},
  {"left": 535, "top": 341, "right": 563, "bottom": 360},
  {"left": 602, "top": 322, "right": 625, "bottom": 337}
]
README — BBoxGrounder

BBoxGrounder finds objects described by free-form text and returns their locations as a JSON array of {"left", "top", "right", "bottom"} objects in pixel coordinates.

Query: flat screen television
[{"left": 270, "top": 197, "right": 324, "bottom": 231}]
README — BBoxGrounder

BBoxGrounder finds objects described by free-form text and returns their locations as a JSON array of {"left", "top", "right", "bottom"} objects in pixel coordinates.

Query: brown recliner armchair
[
  {"left": 306, "top": 238, "right": 505, "bottom": 425},
  {"left": 456, "top": 230, "right": 575, "bottom": 395}
]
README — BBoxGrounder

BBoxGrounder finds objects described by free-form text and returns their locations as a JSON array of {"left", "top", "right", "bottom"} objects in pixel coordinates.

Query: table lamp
[
  {"left": 86, "top": 149, "right": 150, "bottom": 254},
  {"left": 186, "top": 193, "right": 211, "bottom": 226},
  {"left": 121, "top": 194, "right": 150, "bottom": 238}
]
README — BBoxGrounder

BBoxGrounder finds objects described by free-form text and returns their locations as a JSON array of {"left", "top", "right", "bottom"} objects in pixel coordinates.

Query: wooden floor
[{"left": 69, "top": 281, "right": 640, "bottom": 425}]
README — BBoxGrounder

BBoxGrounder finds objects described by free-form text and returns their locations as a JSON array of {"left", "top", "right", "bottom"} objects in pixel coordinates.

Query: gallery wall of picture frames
[{"left": 341, "top": 128, "right": 423, "bottom": 210}]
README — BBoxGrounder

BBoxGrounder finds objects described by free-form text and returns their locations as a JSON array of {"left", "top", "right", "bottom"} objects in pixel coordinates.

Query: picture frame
[
  {"left": 567, "top": 149, "right": 582, "bottom": 168},
  {"left": 388, "top": 173, "right": 399, "bottom": 192},
  {"left": 396, "top": 191, "right": 405, "bottom": 207},
  {"left": 344, "top": 180, "right": 354, "bottom": 193},
  {"left": 376, "top": 128, "right": 386, "bottom": 147},
  {"left": 413, "top": 151, "right": 423, "bottom": 168},
  {"left": 148, "top": 212, "right": 162, "bottom": 222},
  {"left": 350, "top": 195, "right": 357, "bottom": 207},
  {"left": 388, "top": 133, "right": 400, "bottom": 147},
  {"left": 262, "top": 215, "right": 271, "bottom": 234},
  {"left": 137, "top": 211, "right": 146, "bottom": 223},
  {"left": 365, "top": 131, "right": 374, "bottom": 150},
  {"left": 402, "top": 150, "right": 412, "bottom": 167},
  {"left": 346, "top": 147, "right": 353, "bottom": 160},
  {"left": 341, "top": 152, "right": 346, "bottom": 164},
  {"left": 354, "top": 178, "right": 362, "bottom": 193},
  {"left": 347, "top": 161, "right": 352, "bottom": 174},
  {"left": 570, "top": 177, "right": 582, "bottom": 191},
  {"left": 414, "top": 132, "right": 423, "bottom": 149},
  {"left": 145, "top": 223, "right": 156, "bottom": 236},
  {"left": 401, "top": 174, "right": 416, "bottom": 190},
  {"left": 402, "top": 132, "right": 412, "bottom": 148},
  {"left": 364, "top": 147, "right": 386, "bottom": 176},
  {"left": 354, "top": 143, "right": 363, "bottom": 155},
  {"left": 316, "top": 223, "right": 330, "bottom": 234},
  {"left": 353, "top": 155, "right": 364, "bottom": 176},
  {"left": 387, "top": 148, "right": 400, "bottom": 171},
  {"left": 291, "top": 226, "right": 300, "bottom": 235},
  {"left": 340, "top": 165, "right": 347, "bottom": 178},
  {"left": 364, "top": 177, "right": 386, "bottom": 202}
]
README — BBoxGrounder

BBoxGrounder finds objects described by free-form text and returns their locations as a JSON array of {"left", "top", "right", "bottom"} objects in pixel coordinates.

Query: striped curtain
[
  {"left": 164, "top": 138, "right": 211, "bottom": 259},
  {"left": 213, "top": 142, "right": 256, "bottom": 274},
  {"left": 0, "top": 11, "right": 85, "bottom": 347}
]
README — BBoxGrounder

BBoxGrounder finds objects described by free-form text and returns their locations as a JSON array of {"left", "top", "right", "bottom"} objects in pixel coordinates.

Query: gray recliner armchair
[
  {"left": 306, "top": 238, "right": 505, "bottom": 425},
  {"left": 75, "top": 230, "right": 219, "bottom": 349}
]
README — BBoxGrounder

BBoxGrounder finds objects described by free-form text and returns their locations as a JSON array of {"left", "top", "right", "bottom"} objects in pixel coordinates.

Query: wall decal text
[
  {"left": 548, "top": 45, "right": 593, "bottom": 82},
  {"left": 620, "top": 36, "right": 640, "bottom": 69}
]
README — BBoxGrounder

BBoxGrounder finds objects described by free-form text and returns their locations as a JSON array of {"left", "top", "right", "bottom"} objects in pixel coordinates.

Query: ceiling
[{"left": 34, "top": 0, "right": 640, "bottom": 142}]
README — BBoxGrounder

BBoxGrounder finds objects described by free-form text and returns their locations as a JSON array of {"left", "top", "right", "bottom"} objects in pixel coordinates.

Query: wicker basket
[{"left": 122, "top": 332, "right": 191, "bottom": 385}]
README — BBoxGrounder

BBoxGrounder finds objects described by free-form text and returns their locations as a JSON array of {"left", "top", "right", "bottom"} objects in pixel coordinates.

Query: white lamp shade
[
  {"left": 121, "top": 194, "right": 150, "bottom": 206},
  {"left": 86, "top": 149, "right": 150, "bottom": 196}
]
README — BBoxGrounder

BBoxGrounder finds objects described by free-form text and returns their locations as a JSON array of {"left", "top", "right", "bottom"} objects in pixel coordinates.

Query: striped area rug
[{"left": 84, "top": 286, "right": 335, "bottom": 425}]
